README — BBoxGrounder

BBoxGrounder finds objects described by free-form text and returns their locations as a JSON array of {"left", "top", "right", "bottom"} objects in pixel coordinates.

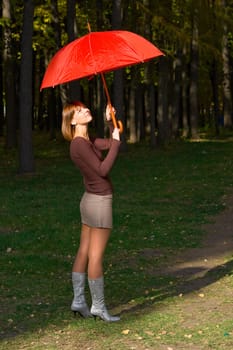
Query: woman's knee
[
  {"left": 88, "top": 251, "right": 103, "bottom": 265},
  {"left": 76, "top": 248, "right": 89, "bottom": 263}
]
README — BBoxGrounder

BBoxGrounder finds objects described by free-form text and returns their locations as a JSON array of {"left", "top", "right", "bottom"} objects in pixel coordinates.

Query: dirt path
[
  {"left": 150, "top": 192, "right": 233, "bottom": 350},
  {"left": 162, "top": 192, "right": 233, "bottom": 282}
]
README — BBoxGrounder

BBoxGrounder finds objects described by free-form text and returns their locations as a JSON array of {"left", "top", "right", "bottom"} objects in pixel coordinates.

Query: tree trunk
[
  {"left": 142, "top": 0, "right": 156, "bottom": 147},
  {"left": 67, "top": 0, "right": 81, "bottom": 101},
  {"left": 149, "top": 84, "right": 156, "bottom": 147},
  {"left": 181, "top": 45, "right": 189, "bottom": 138},
  {"left": 209, "top": 1, "right": 220, "bottom": 135},
  {"left": 0, "top": 19, "right": 4, "bottom": 136},
  {"left": 3, "top": 0, "right": 17, "bottom": 148},
  {"left": 157, "top": 56, "right": 170, "bottom": 146},
  {"left": 128, "top": 86, "right": 137, "bottom": 143},
  {"left": 94, "top": 0, "right": 105, "bottom": 137},
  {"left": 95, "top": 75, "right": 105, "bottom": 138},
  {"left": 112, "top": 0, "right": 127, "bottom": 150},
  {"left": 67, "top": 0, "right": 77, "bottom": 40},
  {"left": 221, "top": 0, "right": 232, "bottom": 128},
  {"left": 189, "top": 6, "right": 199, "bottom": 139},
  {"left": 18, "top": 0, "right": 35, "bottom": 174},
  {"left": 48, "top": 89, "right": 56, "bottom": 140},
  {"left": 210, "top": 59, "right": 220, "bottom": 135},
  {"left": 172, "top": 48, "right": 182, "bottom": 138},
  {"left": 46, "top": 0, "right": 60, "bottom": 140},
  {"left": 136, "top": 85, "right": 146, "bottom": 141}
]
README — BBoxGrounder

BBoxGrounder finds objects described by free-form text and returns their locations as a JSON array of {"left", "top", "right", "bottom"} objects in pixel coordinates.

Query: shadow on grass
[{"left": 119, "top": 257, "right": 233, "bottom": 317}]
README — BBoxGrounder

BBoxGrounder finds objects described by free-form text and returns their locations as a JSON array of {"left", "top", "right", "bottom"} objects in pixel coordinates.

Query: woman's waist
[{"left": 84, "top": 178, "right": 113, "bottom": 195}]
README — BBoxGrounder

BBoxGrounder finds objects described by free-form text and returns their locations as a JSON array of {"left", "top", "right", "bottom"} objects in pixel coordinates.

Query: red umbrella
[{"left": 40, "top": 30, "right": 164, "bottom": 131}]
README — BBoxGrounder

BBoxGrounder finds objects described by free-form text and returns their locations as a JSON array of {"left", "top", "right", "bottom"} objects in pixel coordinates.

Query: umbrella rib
[{"left": 88, "top": 33, "right": 97, "bottom": 75}]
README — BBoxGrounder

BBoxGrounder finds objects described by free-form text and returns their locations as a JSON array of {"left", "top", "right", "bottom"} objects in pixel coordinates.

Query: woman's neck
[{"left": 74, "top": 124, "right": 89, "bottom": 140}]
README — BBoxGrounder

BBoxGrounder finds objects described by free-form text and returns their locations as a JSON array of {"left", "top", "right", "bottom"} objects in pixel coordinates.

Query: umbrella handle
[
  {"left": 101, "top": 73, "right": 123, "bottom": 133},
  {"left": 109, "top": 105, "right": 124, "bottom": 133},
  {"left": 116, "top": 119, "right": 123, "bottom": 133}
]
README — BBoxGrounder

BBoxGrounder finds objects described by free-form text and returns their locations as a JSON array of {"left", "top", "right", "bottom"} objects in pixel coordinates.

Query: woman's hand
[
  {"left": 112, "top": 127, "right": 120, "bottom": 141},
  {"left": 106, "top": 104, "right": 116, "bottom": 121}
]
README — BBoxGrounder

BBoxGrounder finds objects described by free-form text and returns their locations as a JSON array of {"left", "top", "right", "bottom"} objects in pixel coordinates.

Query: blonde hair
[{"left": 61, "top": 101, "right": 85, "bottom": 141}]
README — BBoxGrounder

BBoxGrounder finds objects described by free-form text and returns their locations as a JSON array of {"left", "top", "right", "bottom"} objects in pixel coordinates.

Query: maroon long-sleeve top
[{"left": 70, "top": 131, "right": 121, "bottom": 195}]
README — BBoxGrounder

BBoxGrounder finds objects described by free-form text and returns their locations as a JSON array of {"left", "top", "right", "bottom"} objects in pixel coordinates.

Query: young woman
[{"left": 61, "top": 101, "right": 121, "bottom": 322}]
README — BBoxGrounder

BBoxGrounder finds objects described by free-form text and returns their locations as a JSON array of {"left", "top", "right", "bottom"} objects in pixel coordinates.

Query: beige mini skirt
[{"left": 80, "top": 192, "right": 113, "bottom": 229}]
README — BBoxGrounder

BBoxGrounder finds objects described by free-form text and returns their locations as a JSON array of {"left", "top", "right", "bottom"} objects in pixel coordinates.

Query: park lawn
[{"left": 0, "top": 133, "right": 233, "bottom": 349}]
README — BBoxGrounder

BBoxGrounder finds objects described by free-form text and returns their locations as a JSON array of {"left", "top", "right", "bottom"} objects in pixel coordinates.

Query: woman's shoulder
[
  {"left": 71, "top": 136, "right": 92, "bottom": 144},
  {"left": 70, "top": 136, "right": 94, "bottom": 153}
]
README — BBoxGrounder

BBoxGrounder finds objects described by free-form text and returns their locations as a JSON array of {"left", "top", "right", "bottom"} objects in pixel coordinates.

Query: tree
[
  {"left": 181, "top": 44, "right": 189, "bottom": 138},
  {"left": 112, "top": 0, "right": 127, "bottom": 150},
  {"left": 3, "top": 0, "right": 17, "bottom": 148},
  {"left": 189, "top": 1, "right": 199, "bottom": 139},
  {"left": 221, "top": 0, "right": 233, "bottom": 128},
  {"left": 0, "top": 2, "right": 4, "bottom": 136},
  {"left": 143, "top": 0, "right": 157, "bottom": 148},
  {"left": 157, "top": 56, "right": 171, "bottom": 145},
  {"left": 95, "top": 0, "right": 105, "bottom": 137},
  {"left": 172, "top": 47, "right": 182, "bottom": 138},
  {"left": 18, "top": 0, "right": 35, "bottom": 173},
  {"left": 209, "top": 0, "right": 221, "bottom": 135},
  {"left": 67, "top": 0, "right": 81, "bottom": 101}
]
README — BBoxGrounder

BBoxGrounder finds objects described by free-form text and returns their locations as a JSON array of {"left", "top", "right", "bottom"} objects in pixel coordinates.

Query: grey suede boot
[
  {"left": 71, "top": 272, "right": 92, "bottom": 318},
  {"left": 88, "top": 276, "right": 120, "bottom": 322}
]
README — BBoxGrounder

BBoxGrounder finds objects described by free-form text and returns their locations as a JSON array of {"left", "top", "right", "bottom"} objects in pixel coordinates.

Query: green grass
[{"left": 0, "top": 133, "right": 233, "bottom": 349}]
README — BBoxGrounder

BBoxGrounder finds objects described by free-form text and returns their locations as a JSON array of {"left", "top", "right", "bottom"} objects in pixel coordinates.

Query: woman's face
[{"left": 72, "top": 105, "right": 92, "bottom": 125}]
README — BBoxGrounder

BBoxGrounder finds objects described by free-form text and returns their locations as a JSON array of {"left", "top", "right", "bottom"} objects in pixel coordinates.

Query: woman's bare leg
[
  {"left": 71, "top": 224, "right": 93, "bottom": 317},
  {"left": 87, "top": 227, "right": 120, "bottom": 321},
  {"left": 88, "top": 227, "right": 111, "bottom": 279},
  {"left": 72, "top": 224, "right": 91, "bottom": 273}
]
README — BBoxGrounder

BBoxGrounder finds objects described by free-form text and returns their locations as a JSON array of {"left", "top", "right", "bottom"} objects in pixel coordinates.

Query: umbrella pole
[
  {"left": 87, "top": 21, "right": 122, "bottom": 132},
  {"left": 100, "top": 73, "right": 123, "bottom": 133}
]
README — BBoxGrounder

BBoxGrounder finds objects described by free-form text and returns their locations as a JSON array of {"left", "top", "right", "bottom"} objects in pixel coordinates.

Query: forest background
[
  {"left": 1, "top": 0, "right": 233, "bottom": 173},
  {"left": 1, "top": 2, "right": 233, "bottom": 347}
]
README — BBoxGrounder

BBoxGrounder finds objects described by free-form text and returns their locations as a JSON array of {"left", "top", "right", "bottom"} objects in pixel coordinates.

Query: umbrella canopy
[{"left": 40, "top": 30, "right": 164, "bottom": 89}]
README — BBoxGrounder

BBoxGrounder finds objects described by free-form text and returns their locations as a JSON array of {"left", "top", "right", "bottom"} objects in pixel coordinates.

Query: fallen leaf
[
  {"left": 144, "top": 330, "right": 154, "bottom": 336},
  {"left": 122, "top": 329, "right": 130, "bottom": 335}
]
